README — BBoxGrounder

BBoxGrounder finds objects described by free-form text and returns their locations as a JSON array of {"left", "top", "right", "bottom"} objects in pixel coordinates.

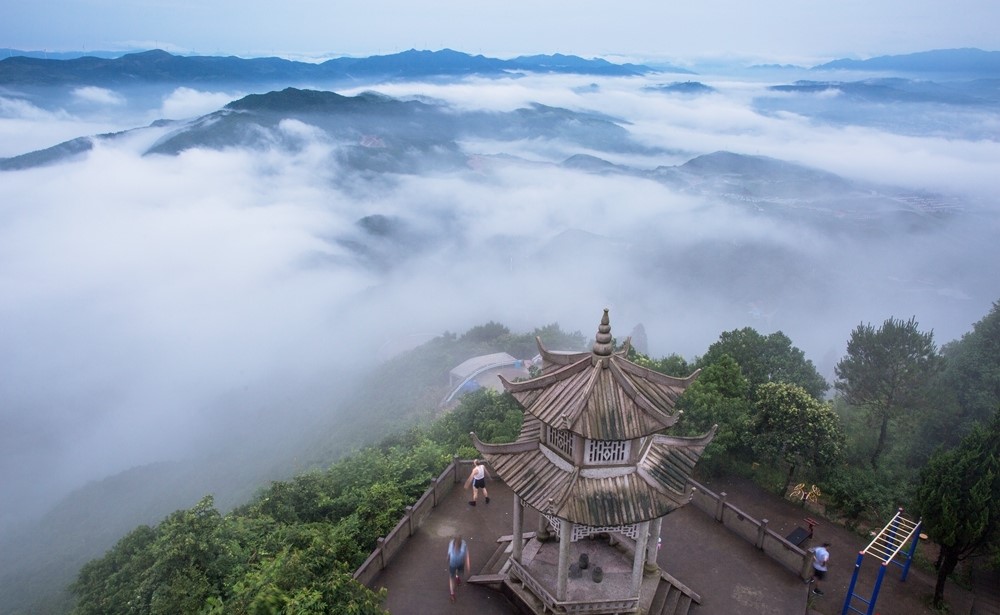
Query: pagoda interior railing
[{"left": 507, "top": 558, "right": 640, "bottom": 615}]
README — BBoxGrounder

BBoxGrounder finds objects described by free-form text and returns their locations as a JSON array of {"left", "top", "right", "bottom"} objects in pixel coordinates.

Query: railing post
[
  {"left": 801, "top": 545, "right": 817, "bottom": 580},
  {"left": 431, "top": 478, "right": 439, "bottom": 507},
  {"left": 452, "top": 456, "right": 460, "bottom": 483},
  {"left": 377, "top": 537, "right": 386, "bottom": 570},
  {"left": 405, "top": 505, "right": 414, "bottom": 536},
  {"left": 715, "top": 492, "right": 727, "bottom": 522},
  {"left": 757, "top": 518, "right": 768, "bottom": 549}
]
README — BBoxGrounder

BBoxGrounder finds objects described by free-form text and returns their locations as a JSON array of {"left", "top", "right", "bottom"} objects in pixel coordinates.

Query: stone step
[
  {"left": 467, "top": 573, "right": 505, "bottom": 586},
  {"left": 480, "top": 542, "right": 510, "bottom": 575},
  {"left": 661, "top": 585, "right": 681, "bottom": 615},
  {"left": 648, "top": 578, "right": 670, "bottom": 614}
]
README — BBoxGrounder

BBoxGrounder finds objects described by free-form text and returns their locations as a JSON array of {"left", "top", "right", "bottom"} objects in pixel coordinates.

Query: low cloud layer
[{"left": 1, "top": 70, "right": 997, "bottom": 528}]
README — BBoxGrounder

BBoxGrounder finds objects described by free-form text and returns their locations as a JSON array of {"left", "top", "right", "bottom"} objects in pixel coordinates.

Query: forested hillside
[{"left": 67, "top": 301, "right": 1000, "bottom": 613}]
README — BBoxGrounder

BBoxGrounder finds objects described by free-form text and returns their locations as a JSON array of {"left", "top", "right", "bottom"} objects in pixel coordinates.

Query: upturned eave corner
[
  {"left": 650, "top": 423, "right": 719, "bottom": 448},
  {"left": 470, "top": 430, "right": 537, "bottom": 455}
]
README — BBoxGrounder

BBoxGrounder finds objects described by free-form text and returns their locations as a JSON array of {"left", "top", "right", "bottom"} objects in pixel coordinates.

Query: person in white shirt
[
  {"left": 807, "top": 542, "right": 831, "bottom": 595},
  {"left": 465, "top": 459, "right": 490, "bottom": 506}
]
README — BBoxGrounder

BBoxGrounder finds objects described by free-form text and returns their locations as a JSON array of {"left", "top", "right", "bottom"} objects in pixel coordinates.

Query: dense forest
[{"left": 70, "top": 302, "right": 1000, "bottom": 613}]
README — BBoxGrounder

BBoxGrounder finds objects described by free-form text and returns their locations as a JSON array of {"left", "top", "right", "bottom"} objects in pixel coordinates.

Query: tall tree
[
  {"left": 676, "top": 354, "right": 751, "bottom": 461},
  {"left": 750, "top": 382, "right": 845, "bottom": 495},
  {"left": 916, "top": 411, "right": 1000, "bottom": 609},
  {"left": 941, "top": 300, "right": 1000, "bottom": 428},
  {"left": 699, "top": 327, "right": 828, "bottom": 400},
  {"left": 835, "top": 316, "right": 942, "bottom": 468}
]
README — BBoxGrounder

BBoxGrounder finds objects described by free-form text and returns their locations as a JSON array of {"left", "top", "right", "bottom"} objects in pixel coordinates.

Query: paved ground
[
  {"left": 373, "top": 476, "right": 808, "bottom": 614},
  {"left": 371, "top": 470, "right": 989, "bottom": 614},
  {"left": 697, "top": 475, "right": 979, "bottom": 615}
]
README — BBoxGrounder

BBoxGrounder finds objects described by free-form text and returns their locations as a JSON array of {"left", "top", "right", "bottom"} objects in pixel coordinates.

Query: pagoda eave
[{"left": 472, "top": 429, "right": 716, "bottom": 526}]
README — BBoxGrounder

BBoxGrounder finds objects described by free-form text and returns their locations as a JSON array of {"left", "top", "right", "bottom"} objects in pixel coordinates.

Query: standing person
[
  {"left": 447, "top": 535, "right": 470, "bottom": 602},
  {"left": 465, "top": 459, "right": 490, "bottom": 505},
  {"left": 807, "top": 542, "right": 831, "bottom": 595}
]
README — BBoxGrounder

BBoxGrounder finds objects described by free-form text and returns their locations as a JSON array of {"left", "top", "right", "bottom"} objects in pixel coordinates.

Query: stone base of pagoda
[{"left": 501, "top": 534, "right": 654, "bottom": 615}]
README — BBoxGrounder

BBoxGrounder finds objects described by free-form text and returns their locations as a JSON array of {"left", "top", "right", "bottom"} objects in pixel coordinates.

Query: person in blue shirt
[{"left": 448, "top": 535, "right": 471, "bottom": 602}]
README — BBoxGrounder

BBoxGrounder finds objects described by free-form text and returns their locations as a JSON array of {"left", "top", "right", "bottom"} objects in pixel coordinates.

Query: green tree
[
  {"left": 73, "top": 497, "right": 230, "bottom": 615},
  {"left": 627, "top": 347, "right": 693, "bottom": 377},
  {"left": 698, "top": 327, "right": 828, "bottom": 400},
  {"left": 459, "top": 321, "right": 510, "bottom": 344},
  {"left": 676, "top": 354, "right": 751, "bottom": 464},
  {"left": 940, "top": 300, "right": 1000, "bottom": 430},
  {"left": 751, "top": 382, "right": 845, "bottom": 495},
  {"left": 835, "top": 316, "right": 942, "bottom": 468},
  {"left": 916, "top": 411, "right": 1000, "bottom": 609},
  {"left": 428, "top": 388, "right": 523, "bottom": 455}
]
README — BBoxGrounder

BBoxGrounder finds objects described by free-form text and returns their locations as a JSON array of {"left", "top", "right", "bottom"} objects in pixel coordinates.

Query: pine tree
[{"left": 916, "top": 411, "right": 1000, "bottom": 608}]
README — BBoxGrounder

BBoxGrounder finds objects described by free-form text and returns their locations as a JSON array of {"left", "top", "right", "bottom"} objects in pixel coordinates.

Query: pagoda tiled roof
[
  {"left": 499, "top": 311, "right": 699, "bottom": 440},
  {"left": 471, "top": 427, "right": 717, "bottom": 526}
]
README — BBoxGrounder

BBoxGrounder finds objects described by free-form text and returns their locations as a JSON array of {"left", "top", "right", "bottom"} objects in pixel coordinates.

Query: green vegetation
[
  {"left": 916, "top": 410, "right": 1000, "bottom": 608},
  {"left": 835, "top": 316, "right": 943, "bottom": 468},
  {"left": 750, "top": 382, "right": 845, "bottom": 495},
  {"left": 69, "top": 302, "right": 1000, "bottom": 613},
  {"left": 71, "top": 389, "right": 523, "bottom": 614}
]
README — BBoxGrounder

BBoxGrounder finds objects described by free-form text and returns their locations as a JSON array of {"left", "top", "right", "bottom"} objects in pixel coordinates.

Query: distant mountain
[
  {"left": 643, "top": 151, "right": 958, "bottom": 232},
  {"left": 1, "top": 87, "right": 661, "bottom": 172},
  {"left": 813, "top": 48, "right": 1000, "bottom": 75},
  {"left": 0, "top": 48, "right": 654, "bottom": 87},
  {"left": 1, "top": 48, "right": 126, "bottom": 60},
  {"left": 644, "top": 81, "right": 716, "bottom": 95},
  {"left": 0, "top": 87, "right": 960, "bottom": 238},
  {"left": 753, "top": 74, "right": 1000, "bottom": 139},
  {"left": 768, "top": 78, "right": 1000, "bottom": 105}
]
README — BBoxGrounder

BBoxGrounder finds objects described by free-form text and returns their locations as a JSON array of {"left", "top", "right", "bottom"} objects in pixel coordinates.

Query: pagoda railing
[{"left": 508, "top": 558, "right": 639, "bottom": 615}]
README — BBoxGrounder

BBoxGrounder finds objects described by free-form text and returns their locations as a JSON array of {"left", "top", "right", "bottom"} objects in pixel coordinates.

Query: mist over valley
[{"left": 1, "top": 47, "right": 998, "bottom": 612}]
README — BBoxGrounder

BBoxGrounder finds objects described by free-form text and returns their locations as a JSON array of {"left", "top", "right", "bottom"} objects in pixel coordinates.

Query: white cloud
[
  {"left": 1, "top": 68, "right": 998, "bottom": 529},
  {"left": 159, "top": 87, "right": 244, "bottom": 119},
  {"left": 72, "top": 86, "right": 126, "bottom": 106}
]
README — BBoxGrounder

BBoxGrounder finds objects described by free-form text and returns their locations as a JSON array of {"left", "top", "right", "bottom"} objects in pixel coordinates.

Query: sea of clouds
[{"left": 1, "top": 68, "right": 997, "bottom": 527}]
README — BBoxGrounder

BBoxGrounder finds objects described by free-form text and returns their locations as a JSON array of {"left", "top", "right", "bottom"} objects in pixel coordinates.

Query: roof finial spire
[{"left": 592, "top": 308, "right": 613, "bottom": 357}]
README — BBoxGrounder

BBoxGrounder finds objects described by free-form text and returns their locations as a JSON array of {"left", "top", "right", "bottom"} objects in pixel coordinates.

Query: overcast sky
[{"left": 2, "top": 0, "right": 997, "bottom": 64}]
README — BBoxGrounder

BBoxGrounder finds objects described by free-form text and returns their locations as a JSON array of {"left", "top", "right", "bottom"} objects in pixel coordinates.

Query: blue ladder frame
[{"left": 841, "top": 508, "right": 922, "bottom": 615}]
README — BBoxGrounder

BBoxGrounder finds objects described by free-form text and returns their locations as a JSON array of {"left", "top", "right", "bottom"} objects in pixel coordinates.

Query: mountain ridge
[
  {"left": 0, "top": 48, "right": 657, "bottom": 87},
  {"left": 814, "top": 47, "right": 1000, "bottom": 74}
]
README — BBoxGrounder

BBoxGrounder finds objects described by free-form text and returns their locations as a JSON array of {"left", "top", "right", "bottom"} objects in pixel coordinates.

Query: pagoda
[{"left": 471, "top": 309, "right": 716, "bottom": 614}]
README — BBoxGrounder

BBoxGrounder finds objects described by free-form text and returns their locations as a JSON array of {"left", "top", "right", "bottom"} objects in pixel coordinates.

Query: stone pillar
[
  {"left": 645, "top": 517, "right": 662, "bottom": 571},
  {"left": 631, "top": 520, "right": 651, "bottom": 595},
  {"left": 512, "top": 496, "right": 524, "bottom": 563},
  {"left": 715, "top": 491, "right": 727, "bottom": 522},
  {"left": 537, "top": 512, "right": 551, "bottom": 540},
  {"left": 757, "top": 518, "right": 768, "bottom": 549},
  {"left": 557, "top": 520, "right": 572, "bottom": 601}
]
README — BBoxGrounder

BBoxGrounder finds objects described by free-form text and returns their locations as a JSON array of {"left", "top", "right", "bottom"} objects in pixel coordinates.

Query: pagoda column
[
  {"left": 645, "top": 517, "right": 662, "bottom": 570},
  {"left": 537, "top": 512, "right": 551, "bottom": 540},
  {"left": 556, "top": 520, "right": 572, "bottom": 601},
  {"left": 631, "top": 520, "right": 651, "bottom": 595},
  {"left": 512, "top": 496, "right": 524, "bottom": 562}
]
